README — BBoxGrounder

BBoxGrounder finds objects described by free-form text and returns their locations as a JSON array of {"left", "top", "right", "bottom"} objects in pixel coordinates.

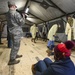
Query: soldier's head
[{"left": 8, "top": 1, "right": 17, "bottom": 9}]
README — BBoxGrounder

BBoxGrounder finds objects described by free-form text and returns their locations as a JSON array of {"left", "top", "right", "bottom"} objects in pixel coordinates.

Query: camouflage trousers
[{"left": 10, "top": 33, "right": 21, "bottom": 60}]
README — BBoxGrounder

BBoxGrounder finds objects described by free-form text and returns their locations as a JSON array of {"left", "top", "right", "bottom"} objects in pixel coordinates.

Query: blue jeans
[
  {"left": 35, "top": 58, "right": 52, "bottom": 72},
  {"left": 47, "top": 40, "right": 55, "bottom": 50}
]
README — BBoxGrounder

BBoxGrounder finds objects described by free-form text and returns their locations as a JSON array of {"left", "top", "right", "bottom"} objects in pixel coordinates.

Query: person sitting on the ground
[{"left": 32, "top": 41, "right": 75, "bottom": 75}]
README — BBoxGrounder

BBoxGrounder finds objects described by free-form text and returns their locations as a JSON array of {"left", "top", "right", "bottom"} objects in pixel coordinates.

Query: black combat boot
[{"left": 8, "top": 59, "right": 20, "bottom": 65}]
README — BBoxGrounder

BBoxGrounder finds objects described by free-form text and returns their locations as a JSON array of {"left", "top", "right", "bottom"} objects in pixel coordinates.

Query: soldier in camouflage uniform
[{"left": 6, "top": 1, "right": 25, "bottom": 65}]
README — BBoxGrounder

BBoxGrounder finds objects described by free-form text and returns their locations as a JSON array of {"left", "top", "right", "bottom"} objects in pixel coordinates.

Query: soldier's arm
[{"left": 15, "top": 12, "right": 25, "bottom": 26}]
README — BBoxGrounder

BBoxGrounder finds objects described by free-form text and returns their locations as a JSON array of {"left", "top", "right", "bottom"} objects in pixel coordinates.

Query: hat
[
  {"left": 64, "top": 41, "right": 75, "bottom": 50},
  {"left": 54, "top": 41, "right": 75, "bottom": 57},
  {"left": 8, "top": 1, "right": 17, "bottom": 8}
]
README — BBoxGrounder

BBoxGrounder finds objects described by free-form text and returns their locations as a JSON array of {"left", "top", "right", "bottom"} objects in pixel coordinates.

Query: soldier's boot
[
  {"left": 8, "top": 59, "right": 20, "bottom": 65},
  {"left": 16, "top": 55, "right": 22, "bottom": 58}
]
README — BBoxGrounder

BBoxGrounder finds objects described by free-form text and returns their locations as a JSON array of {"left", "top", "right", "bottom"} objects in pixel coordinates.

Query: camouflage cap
[{"left": 8, "top": 1, "right": 17, "bottom": 7}]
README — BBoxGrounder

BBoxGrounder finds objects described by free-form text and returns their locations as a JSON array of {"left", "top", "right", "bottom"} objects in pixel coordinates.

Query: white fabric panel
[
  {"left": 52, "top": 0, "right": 75, "bottom": 13},
  {"left": 30, "top": 2, "right": 63, "bottom": 21}
]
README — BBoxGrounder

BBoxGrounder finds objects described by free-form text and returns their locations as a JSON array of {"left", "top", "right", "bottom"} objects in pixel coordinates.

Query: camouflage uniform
[{"left": 6, "top": 9, "right": 25, "bottom": 60}]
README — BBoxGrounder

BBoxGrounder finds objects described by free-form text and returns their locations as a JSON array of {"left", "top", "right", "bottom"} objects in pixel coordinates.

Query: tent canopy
[{"left": 0, "top": 0, "right": 75, "bottom": 25}]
